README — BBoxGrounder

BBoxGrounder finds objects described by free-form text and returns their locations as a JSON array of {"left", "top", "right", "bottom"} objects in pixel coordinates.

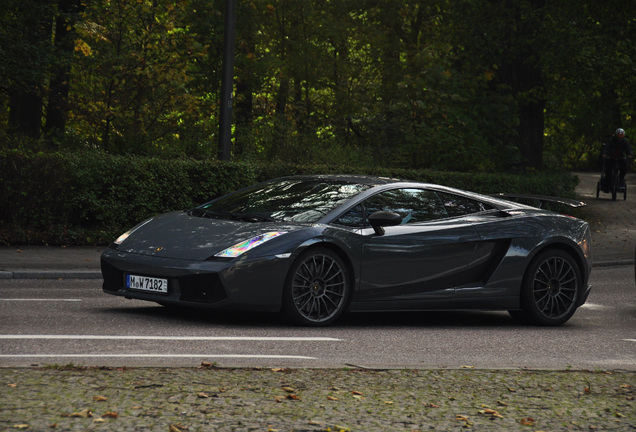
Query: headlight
[
  {"left": 113, "top": 218, "right": 153, "bottom": 245},
  {"left": 214, "top": 232, "right": 287, "bottom": 258}
]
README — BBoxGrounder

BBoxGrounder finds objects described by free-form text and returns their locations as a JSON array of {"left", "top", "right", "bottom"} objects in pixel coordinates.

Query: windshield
[{"left": 198, "top": 179, "right": 370, "bottom": 223}]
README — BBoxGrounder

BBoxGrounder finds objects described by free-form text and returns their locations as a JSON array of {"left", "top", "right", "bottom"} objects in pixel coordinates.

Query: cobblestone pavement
[{"left": 1, "top": 367, "right": 634, "bottom": 431}]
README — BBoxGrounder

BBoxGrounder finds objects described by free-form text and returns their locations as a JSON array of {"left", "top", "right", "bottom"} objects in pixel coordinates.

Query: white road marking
[
  {"left": 0, "top": 354, "right": 317, "bottom": 360},
  {"left": 0, "top": 299, "right": 81, "bottom": 302},
  {"left": 579, "top": 303, "right": 609, "bottom": 310},
  {"left": 624, "top": 339, "right": 636, "bottom": 343},
  {"left": 0, "top": 335, "right": 341, "bottom": 341}
]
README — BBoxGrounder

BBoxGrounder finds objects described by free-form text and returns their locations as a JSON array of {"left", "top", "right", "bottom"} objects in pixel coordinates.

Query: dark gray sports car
[{"left": 101, "top": 175, "right": 592, "bottom": 326}]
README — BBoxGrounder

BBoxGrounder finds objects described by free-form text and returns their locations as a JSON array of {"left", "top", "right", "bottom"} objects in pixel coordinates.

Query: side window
[
  {"left": 364, "top": 188, "right": 448, "bottom": 224},
  {"left": 334, "top": 189, "right": 494, "bottom": 228},
  {"left": 334, "top": 204, "right": 365, "bottom": 227},
  {"left": 437, "top": 191, "right": 494, "bottom": 217}
]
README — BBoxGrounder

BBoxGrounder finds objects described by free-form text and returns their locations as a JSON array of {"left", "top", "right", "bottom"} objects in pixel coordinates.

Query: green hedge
[{"left": 0, "top": 150, "right": 579, "bottom": 245}]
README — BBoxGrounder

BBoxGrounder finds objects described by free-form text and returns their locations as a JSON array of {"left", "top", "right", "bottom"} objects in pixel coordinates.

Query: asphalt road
[{"left": 1, "top": 265, "right": 634, "bottom": 370}]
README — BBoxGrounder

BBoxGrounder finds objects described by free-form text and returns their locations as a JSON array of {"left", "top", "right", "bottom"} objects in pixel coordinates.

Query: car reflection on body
[{"left": 101, "top": 175, "right": 592, "bottom": 326}]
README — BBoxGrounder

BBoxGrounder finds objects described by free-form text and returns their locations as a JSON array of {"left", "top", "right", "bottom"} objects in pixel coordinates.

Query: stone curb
[{"left": 0, "top": 270, "right": 103, "bottom": 280}]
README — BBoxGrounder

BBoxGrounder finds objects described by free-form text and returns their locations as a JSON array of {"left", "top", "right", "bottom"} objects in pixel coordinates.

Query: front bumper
[{"left": 101, "top": 248, "right": 291, "bottom": 312}]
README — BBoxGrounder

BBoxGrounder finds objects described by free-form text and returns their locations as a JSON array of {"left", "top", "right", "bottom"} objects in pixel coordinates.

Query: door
[{"left": 352, "top": 188, "right": 483, "bottom": 302}]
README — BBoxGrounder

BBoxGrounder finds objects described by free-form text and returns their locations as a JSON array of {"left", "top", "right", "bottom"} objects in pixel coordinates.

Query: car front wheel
[
  {"left": 282, "top": 247, "right": 350, "bottom": 326},
  {"left": 514, "top": 249, "right": 581, "bottom": 326}
]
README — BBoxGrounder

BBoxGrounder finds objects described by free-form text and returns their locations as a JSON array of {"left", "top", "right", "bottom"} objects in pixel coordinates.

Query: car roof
[
  {"left": 268, "top": 174, "right": 538, "bottom": 211},
  {"left": 278, "top": 174, "right": 404, "bottom": 186}
]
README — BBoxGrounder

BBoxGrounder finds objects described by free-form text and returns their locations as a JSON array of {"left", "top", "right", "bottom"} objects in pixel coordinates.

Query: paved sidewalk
[
  {"left": 0, "top": 246, "right": 103, "bottom": 279},
  {"left": 1, "top": 172, "right": 634, "bottom": 279},
  {"left": 572, "top": 171, "right": 636, "bottom": 267}
]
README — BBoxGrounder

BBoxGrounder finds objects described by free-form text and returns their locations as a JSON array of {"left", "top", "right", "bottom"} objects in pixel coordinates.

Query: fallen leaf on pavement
[
  {"left": 519, "top": 417, "right": 535, "bottom": 426},
  {"left": 479, "top": 408, "right": 503, "bottom": 419}
]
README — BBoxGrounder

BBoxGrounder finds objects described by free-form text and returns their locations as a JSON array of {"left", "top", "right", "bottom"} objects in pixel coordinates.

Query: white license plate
[{"left": 126, "top": 274, "right": 168, "bottom": 294}]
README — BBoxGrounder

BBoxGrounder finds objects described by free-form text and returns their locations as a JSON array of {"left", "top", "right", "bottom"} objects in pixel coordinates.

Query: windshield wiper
[
  {"left": 238, "top": 213, "right": 275, "bottom": 222},
  {"left": 189, "top": 209, "right": 273, "bottom": 222}
]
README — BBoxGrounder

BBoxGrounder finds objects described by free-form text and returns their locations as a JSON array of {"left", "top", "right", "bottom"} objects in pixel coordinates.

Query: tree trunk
[
  {"left": 7, "top": 0, "right": 52, "bottom": 138},
  {"left": 499, "top": 0, "right": 546, "bottom": 170},
  {"left": 8, "top": 91, "right": 43, "bottom": 138},
  {"left": 45, "top": 0, "right": 82, "bottom": 138}
]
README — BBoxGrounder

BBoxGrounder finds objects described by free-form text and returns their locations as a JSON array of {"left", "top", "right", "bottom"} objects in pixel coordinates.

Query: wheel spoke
[
  {"left": 297, "top": 294, "right": 312, "bottom": 311},
  {"left": 321, "top": 259, "right": 335, "bottom": 278},
  {"left": 295, "top": 271, "right": 312, "bottom": 285}
]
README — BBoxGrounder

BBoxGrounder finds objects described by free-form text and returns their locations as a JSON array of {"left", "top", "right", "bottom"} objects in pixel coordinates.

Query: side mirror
[{"left": 368, "top": 211, "right": 403, "bottom": 236}]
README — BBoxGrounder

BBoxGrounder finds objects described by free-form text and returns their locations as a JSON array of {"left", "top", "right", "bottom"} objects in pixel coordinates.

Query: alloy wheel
[
  {"left": 285, "top": 249, "right": 349, "bottom": 325},
  {"left": 529, "top": 252, "right": 579, "bottom": 324}
]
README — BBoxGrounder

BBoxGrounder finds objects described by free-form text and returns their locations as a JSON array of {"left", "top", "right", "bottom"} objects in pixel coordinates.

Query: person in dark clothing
[{"left": 602, "top": 128, "right": 633, "bottom": 186}]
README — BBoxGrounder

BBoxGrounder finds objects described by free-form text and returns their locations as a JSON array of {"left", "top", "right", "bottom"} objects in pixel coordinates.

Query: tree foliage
[{"left": 0, "top": 0, "right": 633, "bottom": 171}]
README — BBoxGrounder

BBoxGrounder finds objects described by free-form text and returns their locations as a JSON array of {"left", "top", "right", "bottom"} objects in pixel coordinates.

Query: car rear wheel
[
  {"left": 513, "top": 249, "right": 581, "bottom": 326},
  {"left": 282, "top": 247, "right": 350, "bottom": 326}
]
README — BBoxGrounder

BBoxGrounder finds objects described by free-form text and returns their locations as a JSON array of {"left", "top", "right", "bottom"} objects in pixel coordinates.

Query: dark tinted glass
[
  {"left": 335, "top": 188, "right": 493, "bottom": 227},
  {"left": 200, "top": 179, "right": 369, "bottom": 223},
  {"left": 437, "top": 191, "right": 494, "bottom": 217},
  {"left": 365, "top": 189, "right": 448, "bottom": 223},
  {"left": 334, "top": 204, "right": 365, "bottom": 227}
]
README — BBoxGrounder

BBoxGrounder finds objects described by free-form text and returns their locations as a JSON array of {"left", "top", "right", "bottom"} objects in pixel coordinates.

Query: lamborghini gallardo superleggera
[{"left": 101, "top": 175, "right": 592, "bottom": 326}]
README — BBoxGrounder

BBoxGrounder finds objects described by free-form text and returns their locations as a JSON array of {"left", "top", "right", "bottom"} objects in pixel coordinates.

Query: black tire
[
  {"left": 282, "top": 247, "right": 351, "bottom": 326},
  {"left": 612, "top": 183, "right": 617, "bottom": 201},
  {"left": 513, "top": 249, "right": 581, "bottom": 326}
]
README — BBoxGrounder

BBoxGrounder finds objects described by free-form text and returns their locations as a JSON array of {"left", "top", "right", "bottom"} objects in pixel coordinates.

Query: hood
[{"left": 116, "top": 211, "right": 299, "bottom": 260}]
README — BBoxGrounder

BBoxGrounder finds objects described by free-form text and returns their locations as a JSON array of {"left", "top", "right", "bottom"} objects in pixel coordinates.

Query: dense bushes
[{"left": 0, "top": 150, "right": 579, "bottom": 245}]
